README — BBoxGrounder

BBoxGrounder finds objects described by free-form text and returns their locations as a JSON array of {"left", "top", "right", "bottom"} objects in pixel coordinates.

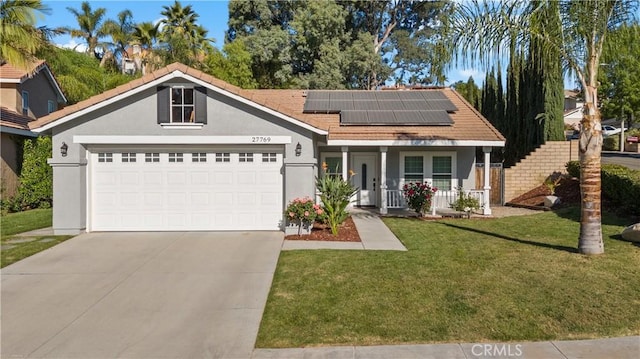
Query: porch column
[
  {"left": 483, "top": 146, "right": 492, "bottom": 215},
  {"left": 380, "top": 146, "right": 388, "bottom": 214},
  {"left": 341, "top": 146, "right": 349, "bottom": 180}
]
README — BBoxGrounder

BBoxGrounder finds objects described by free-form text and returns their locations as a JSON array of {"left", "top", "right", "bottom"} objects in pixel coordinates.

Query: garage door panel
[{"left": 91, "top": 150, "right": 283, "bottom": 231}]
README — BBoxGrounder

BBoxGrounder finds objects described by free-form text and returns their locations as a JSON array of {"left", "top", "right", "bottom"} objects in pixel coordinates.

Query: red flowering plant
[
  {"left": 285, "top": 197, "right": 323, "bottom": 235},
  {"left": 402, "top": 182, "right": 437, "bottom": 216}
]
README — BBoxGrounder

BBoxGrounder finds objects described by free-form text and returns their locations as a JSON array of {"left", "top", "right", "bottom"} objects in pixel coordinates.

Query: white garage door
[{"left": 90, "top": 150, "right": 283, "bottom": 231}]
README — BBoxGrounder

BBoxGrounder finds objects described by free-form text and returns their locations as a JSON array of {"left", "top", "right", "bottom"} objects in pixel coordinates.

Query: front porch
[{"left": 319, "top": 144, "right": 495, "bottom": 216}]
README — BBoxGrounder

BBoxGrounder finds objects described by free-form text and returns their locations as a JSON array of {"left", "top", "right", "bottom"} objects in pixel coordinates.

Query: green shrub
[
  {"left": 603, "top": 136, "right": 619, "bottom": 151},
  {"left": 564, "top": 161, "right": 640, "bottom": 215},
  {"left": 12, "top": 137, "right": 52, "bottom": 211},
  {"left": 566, "top": 161, "right": 580, "bottom": 178},
  {"left": 285, "top": 197, "right": 322, "bottom": 235},
  {"left": 450, "top": 188, "right": 481, "bottom": 218},
  {"left": 316, "top": 166, "right": 357, "bottom": 236}
]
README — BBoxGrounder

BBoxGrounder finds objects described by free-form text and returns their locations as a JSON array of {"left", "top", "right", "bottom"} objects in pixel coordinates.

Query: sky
[{"left": 39, "top": 0, "right": 488, "bottom": 87}]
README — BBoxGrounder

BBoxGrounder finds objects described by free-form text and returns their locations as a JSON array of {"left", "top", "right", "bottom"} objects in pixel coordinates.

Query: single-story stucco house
[{"left": 29, "top": 63, "right": 505, "bottom": 235}]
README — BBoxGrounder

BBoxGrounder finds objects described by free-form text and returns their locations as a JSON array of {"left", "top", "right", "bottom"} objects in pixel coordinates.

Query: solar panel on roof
[
  {"left": 303, "top": 99, "right": 331, "bottom": 112},
  {"left": 377, "top": 101, "right": 406, "bottom": 111},
  {"left": 305, "top": 90, "right": 458, "bottom": 123},
  {"left": 402, "top": 101, "right": 431, "bottom": 111},
  {"left": 353, "top": 100, "right": 378, "bottom": 110},
  {"left": 330, "top": 100, "right": 354, "bottom": 111},
  {"left": 420, "top": 91, "right": 449, "bottom": 100},
  {"left": 394, "top": 111, "right": 425, "bottom": 124},
  {"left": 330, "top": 92, "right": 353, "bottom": 101},
  {"left": 340, "top": 111, "right": 369, "bottom": 124},
  {"left": 419, "top": 111, "right": 454, "bottom": 125},
  {"left": 375, "top": 92, "right": 400, "bottom": 100},
  {"left": 351, "top": 92, "right": 373, "bottom": 100}
]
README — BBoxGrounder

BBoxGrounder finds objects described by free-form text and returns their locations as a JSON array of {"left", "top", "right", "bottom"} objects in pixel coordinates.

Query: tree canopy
[{"left": 226, "top": 0, "right": 451, "bottom": 89}]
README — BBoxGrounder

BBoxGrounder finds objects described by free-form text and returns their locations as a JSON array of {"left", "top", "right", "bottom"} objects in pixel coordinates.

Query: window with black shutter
[{"left": 157, "top": 86, "right": 207, "bottom": 125}]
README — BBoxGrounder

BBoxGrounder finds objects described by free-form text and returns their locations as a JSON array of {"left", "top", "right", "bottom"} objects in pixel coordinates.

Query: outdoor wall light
[
  {"left": 60, "top": 142, "right": 68, "bottom": 157},
  {"left": 295, "top": 142, "right": 302, "bottom": 156}
]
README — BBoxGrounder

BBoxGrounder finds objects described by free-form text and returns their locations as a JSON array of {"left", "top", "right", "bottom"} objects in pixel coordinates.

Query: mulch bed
[
  {"left": 285, "top": 216, "right": 362, "bottom": 242},
  {"left": 508, "top": 177, "right": 581, "bottom": 208}
]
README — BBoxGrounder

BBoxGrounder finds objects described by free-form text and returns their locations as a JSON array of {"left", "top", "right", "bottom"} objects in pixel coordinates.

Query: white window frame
[
  {"left": 121, "top": 153, "right": 137, "bottom": 163},
  {"left": 320, "top": 153, "right": 343, "bottom": 177},
  {"left": 98, "top": 153, "right": 113, "bottom": 163},
  {"left": 22, "top": 91, "right": 29, "bottom": 115},
  {"left": 170, "top": 85, "right": 195, "bottom": 123},
  {"left": 262, "top": 152, "right": 277, "bottom": 163},
  {"left": 215, "top": 152, "right": 230, "bottom": 163},
  {"left": 239, "top": 153, "right": 254, "bottom": 163},
  {"left": 168, "top": 153, "right": 184, "bottom": 163},
  {"left": 145, "top": 153, "right": 160, "bottom": 163},
  {"left": 192, "top": 153, "right": 207, "bottom": 162},
  {"left": 400, "top": 151, "right": 457, "bottom": 191}
]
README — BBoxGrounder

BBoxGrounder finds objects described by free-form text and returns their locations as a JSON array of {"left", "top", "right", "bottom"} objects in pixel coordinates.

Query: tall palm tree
[
  {"left": 448, "top": 0, "right": 638, "bottom": 255},
  {"left": 102, "top": 9, "right": 134, "bottom": 68},
  {"left": 0, "top": 0, "right": 50, "bottom": 70},
  {"left": 132, "top": 21, "right": 160, "bottom": 74},
  {"left": 64, "top": 1, "right": 108, "bottom": 59},
  {"left": 158, "top": 0, "right": 213, "bottom": 66}
]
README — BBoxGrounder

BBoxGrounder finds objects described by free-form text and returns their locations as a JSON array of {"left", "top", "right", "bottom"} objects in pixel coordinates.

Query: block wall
[{"left": 504, "top": 141, "right": 579, "bottom": 202}]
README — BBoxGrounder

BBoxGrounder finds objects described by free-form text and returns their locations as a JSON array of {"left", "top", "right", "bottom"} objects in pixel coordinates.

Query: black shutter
[
  {"left": 195, "top": 86, "right": 207, "bottom": 124},
  {"left": 157, "top": 86, "right": 170, "bottom": 124}
]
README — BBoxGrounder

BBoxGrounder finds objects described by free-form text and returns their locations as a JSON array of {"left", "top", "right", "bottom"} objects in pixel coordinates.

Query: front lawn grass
[
  {"left": 1, "top": 235, "right": 73, "bottom": 268},
  {"left": 257, "top": 207, "right": 640, "bottom": 347},
  {"left": 1, "top": 208, "right": 52, "bottom": 238}
]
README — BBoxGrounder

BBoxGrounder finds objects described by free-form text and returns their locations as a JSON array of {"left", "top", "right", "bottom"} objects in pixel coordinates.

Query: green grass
[
  {"left": 1, "top": 235, "right": 73, "bottom": 268},
  {"left": 1, "top": 208, "right": 72, "bottom": 268},
  {"left": 257, "top": 207, "right": 640, "bottom": 347},
  {"left": 1, "top": 208, "right": 52, "bottom": 238}
]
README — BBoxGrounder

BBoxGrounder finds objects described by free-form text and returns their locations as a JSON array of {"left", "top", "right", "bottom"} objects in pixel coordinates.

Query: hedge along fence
[{"left": 566, "top": 161, "right": 640, "bottom": 215}]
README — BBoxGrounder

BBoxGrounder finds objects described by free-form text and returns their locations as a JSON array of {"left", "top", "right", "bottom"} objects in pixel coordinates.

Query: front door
[{"left": 352, "top": 154, "right": 377, "bottom": 206}]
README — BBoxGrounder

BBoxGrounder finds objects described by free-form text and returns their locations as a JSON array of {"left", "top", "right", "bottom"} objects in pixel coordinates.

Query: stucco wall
[
  {"left": 0, "top": 84, "right": 17, "bottom": 111},
  {"left": 20, "top": 72, "right": 59, "bottom": 118},
  {"left": 49, "top": 81, "right": 317, "bottom": 233}
]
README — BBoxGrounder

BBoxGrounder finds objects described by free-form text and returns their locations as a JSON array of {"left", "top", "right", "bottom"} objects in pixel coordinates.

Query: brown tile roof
[
  {"left": 0, "top": 60, "right": 47, "bottom": 81},
  {"left": 28, "top": 63, "right": 504, "bottom": 143},
  {"left": 1, "top": 107, "right": 33, "bottom": 130}
]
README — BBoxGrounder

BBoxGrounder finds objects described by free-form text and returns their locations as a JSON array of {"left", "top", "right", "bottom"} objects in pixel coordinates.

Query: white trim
[
  {"left": 327, "top": 139, "right": 505, "bottom": 147},
  {"left": 73, "top": 135, "right": 292, "bottom": 145},
  {"left": 399, "top": 151, "right": 457, "bottom": 191},
  {"left": 0, "top": 78, "right": 20, "bottom": 83},
  {"left": 33, "top": 70, "right": 327, "bottom": 135},
  {"left": 160, "top": 123, "right": 204, "bottom": 129}
]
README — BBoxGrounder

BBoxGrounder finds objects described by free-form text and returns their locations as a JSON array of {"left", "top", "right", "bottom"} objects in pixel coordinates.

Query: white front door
[{"left": 352, "top": 154, "right": 377, "bottom": 206}]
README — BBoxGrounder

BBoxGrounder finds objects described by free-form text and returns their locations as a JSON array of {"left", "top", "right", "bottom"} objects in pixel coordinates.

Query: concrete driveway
[{"left": 1, "top": 231, "right": 283, "bottom": 359}]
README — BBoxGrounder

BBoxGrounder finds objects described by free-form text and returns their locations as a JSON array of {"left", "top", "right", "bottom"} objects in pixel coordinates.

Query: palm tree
[
  {"left": 132, "top": 21, "right": 160, "bottom": 74},
  {"left": 158, "top": 0, "right": 213, "bottom": 66},
  {"left": 102, "top": 9, "right": 134, "bottom": 69},
  {"left": 64, "top": 1, "right": 108, "bottom": 59},
  {"left": 448, "top": 0, "right": 638, "bottom": 255},
  {"left": 0, "top": 0, "right": 50, "bottom": 70}
]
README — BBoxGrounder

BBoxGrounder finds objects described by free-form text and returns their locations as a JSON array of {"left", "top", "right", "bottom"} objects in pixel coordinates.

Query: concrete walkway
[
  {"left": 252, "top": 336, "right": 640, "bottom": 359},
  {"left": 281, "top": 208, "right": 406, "bottom": 251}
]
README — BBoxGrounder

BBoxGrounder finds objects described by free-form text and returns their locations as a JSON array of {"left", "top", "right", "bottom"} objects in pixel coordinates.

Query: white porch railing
[{"left": 386, "top": 189, "right": 486, "bottom": 215}]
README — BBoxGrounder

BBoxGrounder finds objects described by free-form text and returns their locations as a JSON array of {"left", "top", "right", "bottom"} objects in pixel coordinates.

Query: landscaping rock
[
  {"left": 621, "top": 223, "right": 640, "bottom": 243},
  {"left": 544, "top": 195, "right": 560, "bottom": 208}
]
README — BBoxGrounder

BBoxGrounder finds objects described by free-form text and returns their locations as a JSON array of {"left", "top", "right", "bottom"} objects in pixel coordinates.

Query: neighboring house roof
[
  {"left": 29, "top": 63, "right": 504, "bottom": 145},
  {"left": 564, "top": 89, "right": 580, "bottom": 99},
  {"left": 0, "top": 107, "right": 37, "bottom": 137},
  {"left": 0, "top": 60, "right": 67, "bottom": 104}
]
